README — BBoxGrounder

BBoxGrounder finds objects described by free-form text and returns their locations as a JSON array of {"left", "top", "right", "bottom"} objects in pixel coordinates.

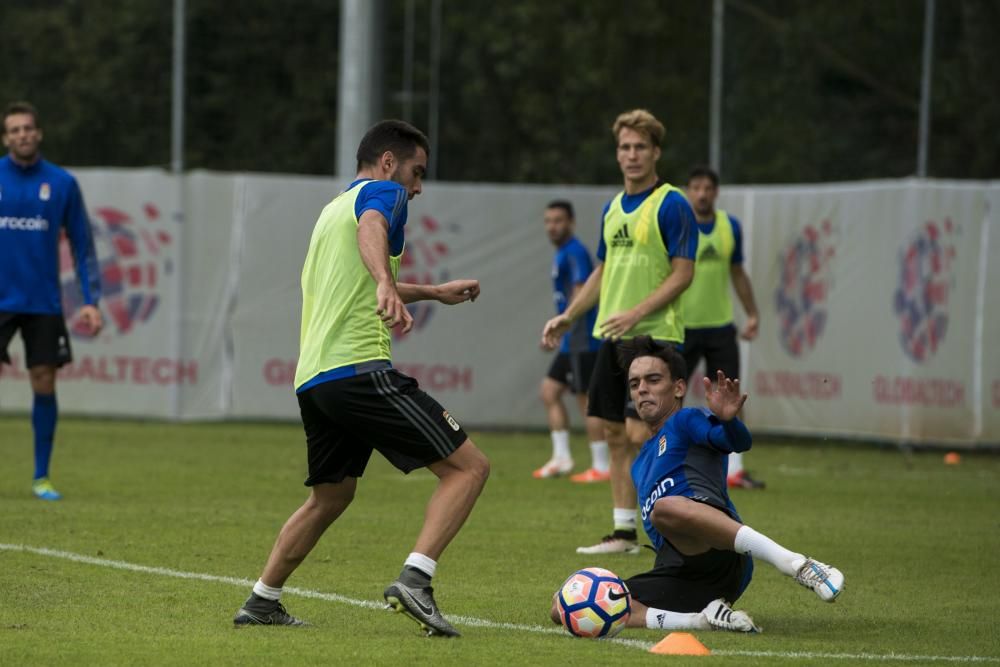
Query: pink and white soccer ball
[{"left": 557, "top": 567, "right": 631, "bottom": 638}]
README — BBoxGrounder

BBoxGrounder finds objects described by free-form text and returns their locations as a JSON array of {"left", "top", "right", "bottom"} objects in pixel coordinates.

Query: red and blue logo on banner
[
  {"left": 775, "top": 220, "right": 836, "bottom": 358},
  {"left": 393, "top": 214, "right": 457, "bottom": 341},
  {"left": 60, "top": 203, "right": 176, "bottom": 338},
  {"left": 893, "top": 219, "right": 956, "bottom": 363}
]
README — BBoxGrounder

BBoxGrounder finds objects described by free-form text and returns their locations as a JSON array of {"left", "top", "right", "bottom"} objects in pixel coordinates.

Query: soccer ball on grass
[{"left": 556, "top": 567, "right": 630, "bottom": 638}]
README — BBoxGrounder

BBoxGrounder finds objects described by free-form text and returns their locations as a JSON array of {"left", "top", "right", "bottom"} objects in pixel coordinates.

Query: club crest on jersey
[
  {"left": 443, "top": 410, "right": 461, "bottom": 432},
  {"left": 657, "top": 435, "right": 667, "bottom": 456},
  {"left": 39, "top": 183, "right": 51, "bottom": 201}
]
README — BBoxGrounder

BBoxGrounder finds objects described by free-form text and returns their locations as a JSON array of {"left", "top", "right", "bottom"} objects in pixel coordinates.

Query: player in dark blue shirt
[
  {"left": 549, "top": 337, "right": 845, "bottom": 633},
  {"left": 623, "top": 336, "right": 843, "bottom": 624},
  {"left": 0, "top": 102, "right": 103, "bottom": 501},
  {"left": 533, "top": 200, "right": 609, "bottom": 483}
]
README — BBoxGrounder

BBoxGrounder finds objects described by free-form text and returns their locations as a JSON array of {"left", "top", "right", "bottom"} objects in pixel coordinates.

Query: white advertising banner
[
  {"left": 1, "top": 170, "right": 996, "bottom": 446},
  {"left": 745, "top": 181, "right": 987, "bottom": 444}
]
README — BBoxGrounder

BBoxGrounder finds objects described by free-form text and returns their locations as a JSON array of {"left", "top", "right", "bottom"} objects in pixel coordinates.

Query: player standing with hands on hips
[
  {"left": 234, "top": 120, "right": 489, "bottom": 637},
  {"left": 0, "top": 101, "right": 103, "bottom": 501}
]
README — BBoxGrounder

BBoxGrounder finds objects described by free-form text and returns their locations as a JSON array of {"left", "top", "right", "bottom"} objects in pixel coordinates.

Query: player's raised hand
[
  {"left": 437, "top": 279, "right": 480, "bottom": 305},
  {"left": 541, "top": 314, "right": 572, "bottom": 350},
  {"left": 376, "top": 282, "right": 413, "bottom": 333},
  {"left": 78, "top": 304, "right": 103, "bottom": 336},
  {"left": 703, "top": 370, "right": 747, "bottom": 421}
]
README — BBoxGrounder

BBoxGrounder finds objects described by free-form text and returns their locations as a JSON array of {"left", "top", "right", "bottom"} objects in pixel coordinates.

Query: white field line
[{"left": 1, "top": 543, "right": 997, "bottom": 663}]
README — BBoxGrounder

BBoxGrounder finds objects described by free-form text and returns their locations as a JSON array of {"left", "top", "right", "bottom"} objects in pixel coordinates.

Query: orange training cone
[{"left": 649, "top": 632, "right": 711, "bottom": 656}]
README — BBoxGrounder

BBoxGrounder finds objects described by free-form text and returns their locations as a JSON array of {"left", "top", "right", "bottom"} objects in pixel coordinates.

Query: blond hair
[{"left": 611, "top": 109, "right": 664, "bottom": 147}]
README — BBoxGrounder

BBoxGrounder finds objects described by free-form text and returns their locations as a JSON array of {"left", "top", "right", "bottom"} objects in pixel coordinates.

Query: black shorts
[
  {"left": 587, "top": 339, "right": 678, "bottom": 423},
  {"left": 683, "top": 325, "right": 740, "bottom": 382},
  {"left": 625, "top": 540, "right": 752, "bottom": 613},
  {"left": 296, "top": 367, "right": 468, "bottom": 486},
  {"left": 0, "top": 312, "right": 73, "bottom": 369},
  {"left": 546, "top": 350, "right": 598, "bottom": 395}
]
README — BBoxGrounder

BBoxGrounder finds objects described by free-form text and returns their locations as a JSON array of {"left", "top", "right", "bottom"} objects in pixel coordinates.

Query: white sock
[
  {"left": 646, "top": 607, "right": 710, "bottom": 630},
  {"left": 551, "top": 430, "right": 571, "bottom": 460},
  {"left": 253, "top": 579, "right": 282, "bottom": 601},
  {"left": 734, "top": 525, "right": 806, "bottom": 577},
  {"left": 729, "top": 451, "right": 745, "bottom": 476},
  {"left": 404, "top": 552, "right": 438, "bottom": 579},
  {"left": 613, "top": 508, "right": 637, "bottom": 532},
  {"left": 589, "top": 440, "right": 610, "bottom": 472}
]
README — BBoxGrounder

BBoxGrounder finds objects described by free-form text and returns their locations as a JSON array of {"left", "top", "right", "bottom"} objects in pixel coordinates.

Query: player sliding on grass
[
  {"left": 551, "top": 336, "right": 844, "bottom": 633},
  {"left": 234, "top": 120, "right": 489, "bottom": 637}
]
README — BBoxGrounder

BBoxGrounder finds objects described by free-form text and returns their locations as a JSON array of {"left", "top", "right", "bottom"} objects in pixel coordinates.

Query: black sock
[{"left": 398, "top": 565, "right": 432, "bottom": 588}]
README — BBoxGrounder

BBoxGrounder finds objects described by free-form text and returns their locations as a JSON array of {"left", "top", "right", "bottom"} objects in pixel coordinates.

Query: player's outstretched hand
[
  {"left": 541, "top": 314, "right": 571, "bottom": 351},
  {"left": 78, "top": 304, "right": 103, "bottom": 336},
  {"left": 437, "top": 279, "right": 480, "bottom": 305},
  {"left": 704, "top": 370, "right": 747, "bottom": 421},
  {"left": 376, "top": 282, "right": 413, "bottom": 333}
]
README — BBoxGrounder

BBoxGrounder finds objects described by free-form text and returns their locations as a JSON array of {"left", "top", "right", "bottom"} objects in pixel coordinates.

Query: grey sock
[
  {"left": 244, "top": 592, "right": 278, "bottom": 611},
  {"left": 398, "top": 565, "right": 432, "bottom": 588}
]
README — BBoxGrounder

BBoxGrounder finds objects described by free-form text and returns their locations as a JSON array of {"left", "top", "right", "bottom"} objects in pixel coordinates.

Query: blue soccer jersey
[
  {"left": 632, "top": 407, "right": 751, "bottom": 551},
  {"left": 0, "top": 156, "right": 100, "bottom": 314},
  {"left": 552, "top": 236, "right": 600, "bottom": 353}
]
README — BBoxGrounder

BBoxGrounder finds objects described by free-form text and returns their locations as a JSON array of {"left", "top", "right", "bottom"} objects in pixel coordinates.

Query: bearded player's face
[
  {"left": 3, "top": 113, "right": 43, "bottom": 163},
  {"left": 391, "top": 147, "right": 428, "bottom": 200}
]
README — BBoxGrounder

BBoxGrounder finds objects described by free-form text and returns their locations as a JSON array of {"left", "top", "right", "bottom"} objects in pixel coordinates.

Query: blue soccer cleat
[{"left": 32, "top": 477, "right": 62, "bottom": 501}]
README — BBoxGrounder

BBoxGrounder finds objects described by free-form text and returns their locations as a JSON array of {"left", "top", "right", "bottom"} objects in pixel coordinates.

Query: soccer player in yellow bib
[
  {"left": 681, "top": 166, "right": 764, "bottom": 490},
  {"left": 542, "top": 110, "right": 697, "bottom": 554},
  {"left": 234, "top": 120, "right": 490, "bottom": 637}
]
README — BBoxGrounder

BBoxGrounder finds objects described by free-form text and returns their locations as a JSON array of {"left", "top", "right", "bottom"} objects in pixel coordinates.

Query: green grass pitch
[{"left": 1, "top": 416, "right": 998, "bottom": 665}]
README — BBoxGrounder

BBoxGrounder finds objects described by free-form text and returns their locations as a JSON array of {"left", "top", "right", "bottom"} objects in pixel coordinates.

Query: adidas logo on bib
[{"left": 610, "top": 224, "right": 633, "bottom": 248}]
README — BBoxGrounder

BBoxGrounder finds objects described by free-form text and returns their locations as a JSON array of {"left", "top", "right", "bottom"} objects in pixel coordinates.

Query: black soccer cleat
[
  {"left": 233, "top": 593, "right": 309, "bottom": 627},
  {"left": 384, "top": 580, "right": 461, "bottom": 637}
]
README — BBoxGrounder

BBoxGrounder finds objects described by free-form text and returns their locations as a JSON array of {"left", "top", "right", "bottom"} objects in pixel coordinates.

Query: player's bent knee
[
  {"left": 308, "top": 481, "right": 357, "bottom": 520},
  {"left": 650, "top": 496, "right": 691, "bottom": 532},
  {"left": 464, "top": 442, "right": 491, "bottom": 486},
  {"left": 539, "top": 378, "right": 563, "bottom": 405},
  {"left": 443, "top": 440, "right": 491, "bottom": 486}
]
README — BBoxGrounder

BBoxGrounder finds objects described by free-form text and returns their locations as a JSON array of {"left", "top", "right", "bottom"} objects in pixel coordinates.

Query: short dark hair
[
  {"left": 545, "top": 199, "right": 574, "bottom": 220},
  {"left": 687, "top": 164, "right": 719, "bottom": 188},
  {"left": 3, "top": 101, "right": 40, "bottom": 131},
  {"left": 356, "top": 119, "right": 430, "bottom": 172},
  {"left": 618, "top": 335, "right": 688, "bottom": 383}
]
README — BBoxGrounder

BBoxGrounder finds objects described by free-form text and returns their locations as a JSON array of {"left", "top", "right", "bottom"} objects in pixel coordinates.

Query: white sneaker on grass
[
  {"left": 532, "top": 458, "right": 573, "bottom": 479},
  {"left": 702, "top": 598, "right": 760, "bottom": 633},
  {"left": 794, "top": 557, "right": 844, "bottom": 602},
  {"left": 575, "top": 531, "right": 642, "bottom": 555}
]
